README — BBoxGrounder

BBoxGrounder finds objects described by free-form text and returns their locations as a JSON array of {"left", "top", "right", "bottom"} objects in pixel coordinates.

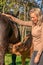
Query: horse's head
[
  {"left": 1, "top": 12, "right": 21, "bottom": 42},
  {"left": 6, "top": 11, "right": 21, "bottom": 43}
]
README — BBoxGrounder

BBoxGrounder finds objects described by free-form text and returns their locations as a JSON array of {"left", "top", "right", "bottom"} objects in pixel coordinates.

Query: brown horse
[{"left": 0, "top": 13, "right": 21, "bottom": 65}]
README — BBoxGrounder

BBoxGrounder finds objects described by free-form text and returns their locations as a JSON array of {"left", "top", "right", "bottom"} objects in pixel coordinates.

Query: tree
[{"left": 0, "top": 0, "right": 6, "bottom": 12}]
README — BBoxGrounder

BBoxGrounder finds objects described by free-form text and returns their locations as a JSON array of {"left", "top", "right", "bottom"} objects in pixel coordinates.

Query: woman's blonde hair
[{"left": 29, "top": 8, "right": 43, "bottom": 25}]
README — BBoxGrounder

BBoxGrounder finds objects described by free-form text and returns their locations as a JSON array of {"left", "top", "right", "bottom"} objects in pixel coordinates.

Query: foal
[{"left": 10, "top": 34, "right": 33, "bottom": 65}]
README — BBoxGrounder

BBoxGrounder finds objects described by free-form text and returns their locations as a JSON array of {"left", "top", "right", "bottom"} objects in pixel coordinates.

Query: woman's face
[{"left": 30, "top": 13, "right": 38, "bottom": 24}]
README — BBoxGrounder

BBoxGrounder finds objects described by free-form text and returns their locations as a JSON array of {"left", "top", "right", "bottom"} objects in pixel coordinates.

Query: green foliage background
[{"left": 5, "top": 54, "right": 30, "bottom": 65}]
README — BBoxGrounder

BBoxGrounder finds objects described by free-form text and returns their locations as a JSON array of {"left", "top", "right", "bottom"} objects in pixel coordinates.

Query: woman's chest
[{"left": 32, "top": 25, "right": 42, "bottom": 37}]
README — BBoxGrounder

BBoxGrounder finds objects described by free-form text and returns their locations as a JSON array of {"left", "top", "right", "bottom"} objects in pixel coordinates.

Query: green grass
[{"left": 5, "top": 53, "right": 30, "bottom": 65}]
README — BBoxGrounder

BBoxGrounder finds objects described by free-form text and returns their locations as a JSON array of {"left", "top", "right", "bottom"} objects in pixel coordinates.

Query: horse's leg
[
  {"left": 0, "top": 23, "right": 9, "bottom": 65},
  {"left": 0, "top": 39, "right": 6, "bottom": 65},
  {"left": 0, "top": 47, "right": 5, "bottom": 65},
  {"left": 12, "top": 54, "right": 16, "bottom": 65},
  {"left": 21, "top": 56, "right": 26, "bottom": 65}
]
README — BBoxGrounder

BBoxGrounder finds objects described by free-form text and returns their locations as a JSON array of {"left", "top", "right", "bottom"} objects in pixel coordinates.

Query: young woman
[{"left": 2, "top": 8, "right": 43, "bottom": 65}]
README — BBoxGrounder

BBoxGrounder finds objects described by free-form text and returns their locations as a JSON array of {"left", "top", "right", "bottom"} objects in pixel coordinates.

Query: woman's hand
[
  {"left": 2, "top": 13, "right": 10, "bottom": 17},
  {"left": 34, "top": 49, "right": 42, "bottom": 63},
  {"left": 34, "top": 54, "right": 40, "bottom": 63},
  {"left": 2, "top": 13, "right": 14, "bottom": 21}
]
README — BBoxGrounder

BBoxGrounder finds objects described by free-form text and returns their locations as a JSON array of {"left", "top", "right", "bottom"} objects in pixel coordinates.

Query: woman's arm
[{"left": 2, "top": 13, "right": 32, "bottom": 26}]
